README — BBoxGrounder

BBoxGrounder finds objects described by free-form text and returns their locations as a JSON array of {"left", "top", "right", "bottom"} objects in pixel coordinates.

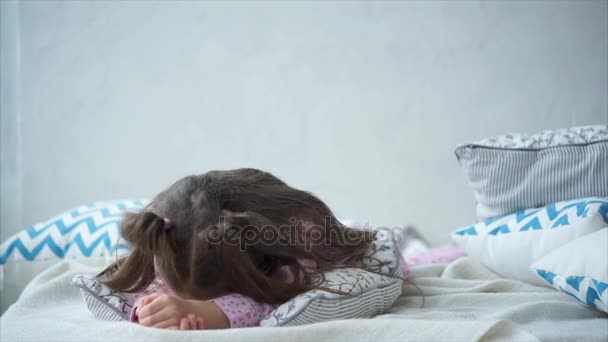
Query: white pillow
[
  {"left": 72, "top": 228, "right": 403, "bottom": 326},
  {"left": 451, "top": 197, "right": 608, "bottom": 285},
  {"left": 531, "top": 228, "right": 608, "bottom": 313},
  {"left": 0, "top": 200, "right": 147, "bottom": 313}
]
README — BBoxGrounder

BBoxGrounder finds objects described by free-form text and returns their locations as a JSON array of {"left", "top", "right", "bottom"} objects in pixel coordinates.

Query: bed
[
  {"left": 2, "top": 126, "right": 607, "bottom": 341},
  {"left": 1, "top": 255, "right": 606, "bottom": 342}
]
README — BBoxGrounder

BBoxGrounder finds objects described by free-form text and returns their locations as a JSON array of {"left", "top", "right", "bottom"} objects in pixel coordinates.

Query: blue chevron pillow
[
  {"left": 451, "top": 197, "right": 608, "bottom": 286},
  {"left": 0, "top": 200, "right": 147, "bottom": 313},
  {"left": 0, "top": 200, "right": 147, "bottom": 264},
  {"left": 531, "top": 228, "right": 608, "bottom": 313}
]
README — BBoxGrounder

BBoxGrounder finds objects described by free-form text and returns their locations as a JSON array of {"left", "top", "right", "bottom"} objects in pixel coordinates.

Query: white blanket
[{"left": 1, "top": 257, "right": 607, "bottom": 342}]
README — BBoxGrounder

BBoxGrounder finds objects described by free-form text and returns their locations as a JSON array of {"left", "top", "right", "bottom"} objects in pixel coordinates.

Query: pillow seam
[{"left": 455, "top": 138, "right": 608, "bottom": 160}]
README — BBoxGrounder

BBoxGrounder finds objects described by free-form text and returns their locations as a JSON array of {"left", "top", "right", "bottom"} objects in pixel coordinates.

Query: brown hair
[{"left": 97, "top": 168, "right": 375, "bottom": 304}]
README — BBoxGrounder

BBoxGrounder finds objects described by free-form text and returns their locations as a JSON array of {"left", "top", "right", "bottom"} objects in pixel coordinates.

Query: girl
[{"left": 97, "top": 168, "right": 376, "bottom": 330}]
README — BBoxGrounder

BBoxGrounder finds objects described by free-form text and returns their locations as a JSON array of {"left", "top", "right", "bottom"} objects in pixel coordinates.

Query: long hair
[{"left": 97, "top": 168, "right": 375, "bottom": 304}]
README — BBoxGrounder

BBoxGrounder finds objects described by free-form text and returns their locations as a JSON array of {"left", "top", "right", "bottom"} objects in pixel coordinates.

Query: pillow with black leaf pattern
[
  {"left": 72, "top": 274, "right": 133, "bottom": 321},
  {"left": 72, "top": 228, "right": 404, "bottom": 326}
]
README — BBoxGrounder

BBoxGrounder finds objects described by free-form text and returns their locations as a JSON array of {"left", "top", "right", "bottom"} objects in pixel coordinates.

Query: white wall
[
  {"left": 2, "top": 0, "right": 607, "bottom": 245},
  {"left": 1, "top": 0, "right": 23, "bottom": 244}
]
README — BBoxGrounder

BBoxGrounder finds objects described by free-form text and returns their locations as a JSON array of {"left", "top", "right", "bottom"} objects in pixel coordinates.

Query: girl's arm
[
  {"left": 137, "top": 292, "right": 277, "bottom": 329},
  {"left": 136, "top": 294, "right": 230, "bottom": 329},
  {"left": 183, "top": 298, "right": 231, "bottom": 329},
  {"left": 210, "top": 293, "right": 278, "bottom": 328}
]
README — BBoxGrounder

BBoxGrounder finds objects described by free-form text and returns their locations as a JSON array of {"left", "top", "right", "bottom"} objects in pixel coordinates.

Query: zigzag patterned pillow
[
  {"left": 0, "top": 200, "right": 147, "bottom": 313},
  {"left": 451, "top": 197, "right": 608, "bottom": 285},
  {"left": 531, "top": 228, "right": 608, "bottom": 313},
  {"left": 1, "top": 200, "right": 147, "bottom": 264}
]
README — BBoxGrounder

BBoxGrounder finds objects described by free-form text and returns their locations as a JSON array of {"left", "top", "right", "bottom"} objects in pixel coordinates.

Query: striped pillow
[
  {"left": 260, "top": 268, "right": 403, "bottom": 327},
  {"left": 73, "top": 229, "right": 404, "bottom": 326},
  {"left": 72, "top": 274, "right": 133, "bottom": 321},
  {"left": 455, "top": 125, "right": 608, "bottom": 221},
  {"left": 260, "top": 229, "right": 403, "bottom": 327}
]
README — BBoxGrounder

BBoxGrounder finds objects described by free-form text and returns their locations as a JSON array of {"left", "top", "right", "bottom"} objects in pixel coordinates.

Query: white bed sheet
[{"left": 1, "top": 257, "right": 606, "bottom": 342}]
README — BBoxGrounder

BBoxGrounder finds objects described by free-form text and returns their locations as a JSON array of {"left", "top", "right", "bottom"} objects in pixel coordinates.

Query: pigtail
[
  {"left": 121, "top": 212, "right": 173, "bottom": 253},
  {"left": 97, "top": 211, "right": 175, "bottom": 293}
]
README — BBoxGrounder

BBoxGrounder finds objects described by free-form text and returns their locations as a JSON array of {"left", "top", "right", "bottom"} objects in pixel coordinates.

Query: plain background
[{"left": 1, "top": 0, "right": 607, "bottom": 246}]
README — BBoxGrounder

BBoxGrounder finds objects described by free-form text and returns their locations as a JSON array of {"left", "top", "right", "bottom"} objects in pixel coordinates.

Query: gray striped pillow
[
  {"left": 72, "top": 274, "right": 133, "bottom": 321},
  {"left": 455, "top": 125, "right": 608, "bottom": 221},
  {"left": 260, "top": 230, "right": 403, "bottom": 327},
  {"left": 259, "top": 268, "right": 403, "bottom": 327},
  {"left": 73, "top": 229, "right": 403, "bottom": 326}
]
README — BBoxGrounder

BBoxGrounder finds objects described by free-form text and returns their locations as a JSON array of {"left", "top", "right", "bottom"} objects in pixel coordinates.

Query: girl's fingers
[
  {"left": 138, "top": 293, "right": 161, "bottom": 309},
  {"left": 142, "top": 294, "right": 160, "bottom": 306},
  {"left": 137, "top": 296, "right": 167, "bottom": 319},
  {"left": 177, "top": 315, "right": 203, "bottom": 330},
  {"left": 139, "top": 308, "right": 174, "bottom": 327},
  {"left": 180, "top": 317, "right": 189, "bottom": 330},
  {"left": 188, "top": 314, "right": 197, "bottom": 329},
  {"left": 150, "top": 317, "right": 180, "bottom": 329}
]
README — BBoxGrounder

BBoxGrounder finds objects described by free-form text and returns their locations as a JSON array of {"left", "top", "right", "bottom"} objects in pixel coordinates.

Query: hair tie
[{"left": 163, "top": 218, "right": 172, "bottom": 230}]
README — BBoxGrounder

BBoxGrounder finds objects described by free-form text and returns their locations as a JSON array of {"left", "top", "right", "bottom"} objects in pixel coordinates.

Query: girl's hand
[
  {"left": 137, "top": 293, "right": 193, "bottom": 329},
  {"left": 137, "top": 293, "right": 229, "bottom": 330},
  {"left": 179, "top": 314, "right": 206, "bottom": 330}
]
